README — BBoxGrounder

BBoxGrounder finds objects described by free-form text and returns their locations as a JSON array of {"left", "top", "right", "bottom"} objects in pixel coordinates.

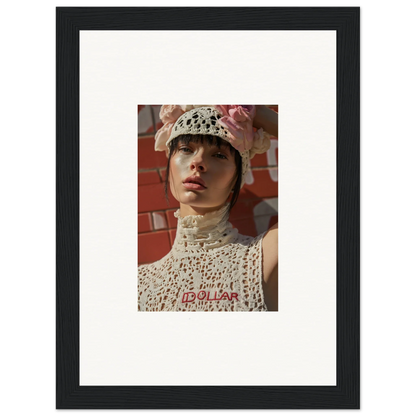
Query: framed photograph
[
  {"left": 137, "top": 104, "right": 279, "bottom": 312},
  {"left": 57, "top": 7, "right": 359, "bottom": 409}
]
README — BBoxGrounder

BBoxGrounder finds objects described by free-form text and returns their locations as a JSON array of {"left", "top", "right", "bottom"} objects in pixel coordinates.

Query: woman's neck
[{"left": 178, "top": 202, "right": 228, "bottom": 218}]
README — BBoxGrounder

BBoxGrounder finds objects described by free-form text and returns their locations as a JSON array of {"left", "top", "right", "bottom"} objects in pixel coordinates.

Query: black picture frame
[{"left": 56, "top": 7, "right": 359, "bottom": 409}]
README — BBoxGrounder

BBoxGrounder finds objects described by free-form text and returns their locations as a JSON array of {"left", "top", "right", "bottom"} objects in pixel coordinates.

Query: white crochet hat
[
  {"left": 154, "top": 105, "right": 271, "bottom": 188},
  {"left": 167, "top": 107, "right": 231, "bottom": 146}
]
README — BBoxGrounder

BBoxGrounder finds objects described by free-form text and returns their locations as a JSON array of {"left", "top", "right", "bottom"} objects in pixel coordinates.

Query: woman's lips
[
  {"left": 183, "top": 182, "right": 206, "bottom": 191},
  {"left": 183, "top": 175, "right": 207, "bottom": 190}
]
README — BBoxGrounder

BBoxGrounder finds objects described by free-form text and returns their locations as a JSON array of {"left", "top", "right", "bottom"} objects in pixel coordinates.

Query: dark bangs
[{"left": 168, "top": 134, "right": 237, "bottom": 156}]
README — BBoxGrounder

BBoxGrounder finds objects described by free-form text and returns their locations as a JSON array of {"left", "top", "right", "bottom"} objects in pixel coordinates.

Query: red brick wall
[{"left": 138, "top": 105, "right": 278, "bottom": 265}]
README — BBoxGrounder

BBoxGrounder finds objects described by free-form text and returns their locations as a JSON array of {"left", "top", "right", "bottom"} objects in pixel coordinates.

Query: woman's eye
[
  {"left": 179, "top": 147, "right": 192, "bottom": 153},
  {"left": 214, "top": 153, "right": 227, "bottom": 160}
]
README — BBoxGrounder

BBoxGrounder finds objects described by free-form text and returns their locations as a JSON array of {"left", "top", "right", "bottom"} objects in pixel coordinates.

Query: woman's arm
[
  {"left": 261, "top": 224, "right": 279, "bottom": 311},
  {"left": 253, "top": 105, "right": 279, "bottom": 138},
  {"left": 253, "top": 105, "right": 279, "bottom": 309}
]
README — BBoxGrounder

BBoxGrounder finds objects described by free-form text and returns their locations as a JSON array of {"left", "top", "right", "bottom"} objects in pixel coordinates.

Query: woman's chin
[{"left": 179, "top": 197, "right": 228, "bottom": 211}]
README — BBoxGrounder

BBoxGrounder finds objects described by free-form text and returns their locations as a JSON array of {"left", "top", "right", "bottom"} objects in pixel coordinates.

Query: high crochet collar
[{"left": 172, "top": 203, "right": 238, "bottom": 252}]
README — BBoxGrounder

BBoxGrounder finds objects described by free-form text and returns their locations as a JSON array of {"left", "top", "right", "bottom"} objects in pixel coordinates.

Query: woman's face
[{"left": 169, "top": 138, "right": 237, "bottom": 215}]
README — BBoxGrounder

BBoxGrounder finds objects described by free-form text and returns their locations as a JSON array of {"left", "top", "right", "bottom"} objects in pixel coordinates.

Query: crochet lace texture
[
  {"left": 137, "top": 204, "right": 268, "bottom": 311},
  {"left": 170, "top": 107, "right": 232, "bottom": 142}
]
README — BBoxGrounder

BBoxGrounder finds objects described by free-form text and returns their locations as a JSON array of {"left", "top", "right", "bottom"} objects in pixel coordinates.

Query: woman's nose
[{"left": 190, "top": 150, "right": 207, "bottom": 172}]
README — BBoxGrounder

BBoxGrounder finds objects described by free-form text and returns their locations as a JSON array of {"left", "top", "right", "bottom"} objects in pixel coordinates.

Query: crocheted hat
[{"left": 154, "top": 105, "right": 271, "bottom": 188}]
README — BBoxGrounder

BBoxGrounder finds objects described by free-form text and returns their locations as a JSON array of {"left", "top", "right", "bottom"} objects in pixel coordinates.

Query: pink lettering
[
  {"left": 197, "top": 291, "right": 206, "bottom": 300},
  {"left": 181, "top": 290, "right": 238, "bottom": 303},
  {"left": 182, "top": 291, "right": 196, "bottom": 303},
  {"left": 219, "top": 292, "right": 231, "bottom": 301},
  {"left": 207, "top": 291, "right": 216, "bottom": 301}
]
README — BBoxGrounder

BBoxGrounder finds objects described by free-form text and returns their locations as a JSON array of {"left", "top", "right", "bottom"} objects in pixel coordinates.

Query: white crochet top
[{"left": 137, "top": 204, "right": 268, "bottom": 311}]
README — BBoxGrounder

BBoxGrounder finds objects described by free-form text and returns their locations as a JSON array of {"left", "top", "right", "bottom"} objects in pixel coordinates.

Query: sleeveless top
[{"left": 137, "top": 204, "right": 268, "bottom": 311}]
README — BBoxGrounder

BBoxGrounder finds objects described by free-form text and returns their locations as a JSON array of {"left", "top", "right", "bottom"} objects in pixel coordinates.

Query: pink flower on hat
[
  {"left": 154, "top": 105, "right": 185, "bottom": 152},
  {"left": 214, "top": 105, "right": 256, "bottom": 152}
]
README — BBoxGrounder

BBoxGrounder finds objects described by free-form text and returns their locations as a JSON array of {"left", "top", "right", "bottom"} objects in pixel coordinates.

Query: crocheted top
[{"left": 137, "top": 204, "right": 268, "bottom": 311}]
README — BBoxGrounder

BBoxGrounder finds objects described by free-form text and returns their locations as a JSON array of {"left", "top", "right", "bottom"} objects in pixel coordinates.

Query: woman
[{"left": 138, "top": 105, "right": 278, "bottom": 311}]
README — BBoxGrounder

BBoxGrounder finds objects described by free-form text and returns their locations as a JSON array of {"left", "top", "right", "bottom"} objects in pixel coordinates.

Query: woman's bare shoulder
[
  {"left": 262, "top": 223, "right": 278, "bottom": 280},
  {"left": 261, "top": 223, "right": 278, "bottom": 310},
  {"left": 262, "top": 222, "right": 278, "bottom": 258}
]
